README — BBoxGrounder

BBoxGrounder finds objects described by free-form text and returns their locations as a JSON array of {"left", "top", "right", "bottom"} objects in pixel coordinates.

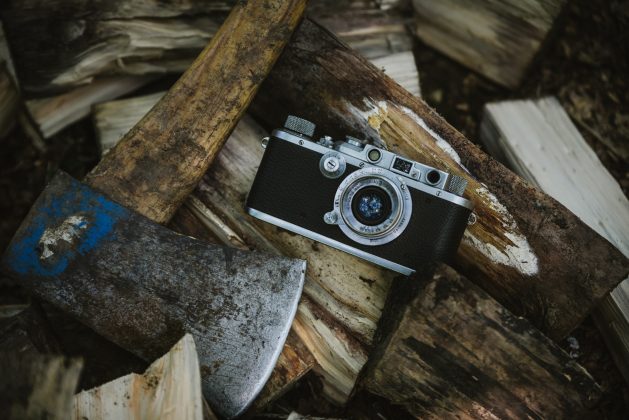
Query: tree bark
[
  {"left": 249, "top": 18, "right": 629, "bottom": 340},
  {"left": 480, "top": 97, "right": 629, "bottom": 386},
  {"left": 0, "top": 0, "right": 232, "bottom": 95},
  {"left": 84, "top": 0, "right": 307, "bottom": 225},
  {"left": 356, "top": 264, "right": 601, "bottom": 419}
]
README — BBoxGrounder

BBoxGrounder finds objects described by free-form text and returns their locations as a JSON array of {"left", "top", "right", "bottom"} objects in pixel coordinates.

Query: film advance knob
[{"left": 284, "top": 115, "right": 316, "bottom": 138}]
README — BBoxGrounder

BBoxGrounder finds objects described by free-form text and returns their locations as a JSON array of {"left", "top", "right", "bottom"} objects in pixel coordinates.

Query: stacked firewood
[{"left": 1, "top": 0, "right": 627, "bottom": 419}]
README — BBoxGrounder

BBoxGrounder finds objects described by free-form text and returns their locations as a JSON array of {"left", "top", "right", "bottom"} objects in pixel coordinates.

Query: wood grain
[
  {"left": 481, "top": 96, "right": 629, "bottom": 385},
  {"left": 73, "top": 334, "right": 208, "bottom": 420},
  {"left": 249, "top": 18, "right": 629, "bottom": 340},
  {"left": 412, "top": 0, "right": 566, "bottom": 88},
  {"left": 358, "top": 264, "right": 601, "bottom": 419},
  {"left": 84, "top": 0, "right": 307, "bottom": 224}
]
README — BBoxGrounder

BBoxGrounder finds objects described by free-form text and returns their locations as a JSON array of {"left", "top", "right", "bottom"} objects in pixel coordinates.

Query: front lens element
[{"left": 351, "top": 187, "right": 392, "bottom": 226}]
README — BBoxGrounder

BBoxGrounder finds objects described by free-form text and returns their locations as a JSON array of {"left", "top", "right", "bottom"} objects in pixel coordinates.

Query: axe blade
[{"left": 1, "top": 172, "right": 305, "bottom": 418}]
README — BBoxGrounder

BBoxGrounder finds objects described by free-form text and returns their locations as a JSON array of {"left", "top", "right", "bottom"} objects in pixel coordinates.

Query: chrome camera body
[{"left": 245, "top": 116, "right": 474, "bottom": 275}]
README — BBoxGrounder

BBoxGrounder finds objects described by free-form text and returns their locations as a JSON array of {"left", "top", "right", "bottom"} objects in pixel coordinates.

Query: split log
[
  {"left": 412, "top": 0, "right": 566, "bottom": 88},
  {"left": 0, "top": 352, "right": 83, "bottom": 420},
  {"left": 1, "top": 0, "right": 419, "bottom": 98},
  {"left": 310, "top": 2, "right": 414, "bottom": 60},
  {"left": 249, "top": 18, "right": 629, "bottom": 340},
  {"left": 84, "top": 0, "right": 307, "bottom": 224},
  {"left": 356, "top": 265, "right": 601, "bottom": 419},
  {"left": 0, "top": 0, "right": 231, "bottom": 95},
  {"left": 480, "top": 97, "right": 629, "bottom": 383},
  {"left": 72, "top": 334, "right": 211, "bottom": 420},
  {"left": 26, "top": 76, "right": 148, "bottom": 138},
  {"left": 370, "top": 52, "right": 420, "bottom": 97},
  {"left": 94, "top": 102, "right": 377, "bottom": 403}
]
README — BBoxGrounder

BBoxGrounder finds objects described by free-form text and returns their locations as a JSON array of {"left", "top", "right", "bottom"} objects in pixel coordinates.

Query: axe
[{"left": 1, "top": 1, "right": 308, "bottom": 418}]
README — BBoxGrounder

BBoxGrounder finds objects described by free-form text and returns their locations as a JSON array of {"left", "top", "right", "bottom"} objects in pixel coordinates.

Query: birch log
[
  {"left": 356, "top": 265, "right": 601, "bottom": 419},
  {"left": 72, "top": 334, "right": 211, "bottom": 420},
  {"left": 412, "top": 0, "right": 566, "bottom": 88},
  {"left": 481, "top": 96, "right": 629, "bottom": 384},
  {"left": 248, "top": 18, "right": 629, "bottom": 340}
]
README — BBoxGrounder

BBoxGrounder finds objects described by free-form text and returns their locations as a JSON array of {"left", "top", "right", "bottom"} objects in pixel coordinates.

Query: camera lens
[{"left": 351, "top": 186, "right": 392, "bottom": 226}]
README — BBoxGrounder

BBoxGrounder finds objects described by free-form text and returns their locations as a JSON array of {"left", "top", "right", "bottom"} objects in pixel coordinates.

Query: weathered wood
[
  {"left": 84, "top": 0, "right": 307, "bottom": 225},
  {"left": 26, "top": 77, "right": 148, "bottom": 138},
  {"left": 0, "top": 65, "right": 19, "bottom": 138},
  {"left": 94, "top": 103, "right": 381, "bottom": 403},
  {"left": 357, "top": 264, "right": 601, "bottom": 419},
  {"left": 73, "top": 334, "right": 208, "bottom": 420},
  {"left": 250, "top": 331, "right": 316, "bottom": 413},
  {"left": 311, "top": 3, "right": 414, "bottom": 60},
  {"left": 94, "top": 98, "right": 318, "bottom": 410},
  {"left": 481, "top": 97, "right": 629, "bottom": 383},
  {"left": 412, "top": 0, "right": 566, "bottom": 88},
  {"left": 0, "top": 1, "right": 231, "bottom": 95},
  {"left": 249, "top": 18, "right": 629, "bottom": 339},
  {"left": 370, "top": 51, "right": 420, "bottom": 97},
  {"left": 1, "top": 1, "right": 418, "bottom": 97},
  {"left": 94, "top": 92, "right": 165, "bottom": 154},
  {"left": 0, "top": 352, "right": 83, "bottom": 420}
]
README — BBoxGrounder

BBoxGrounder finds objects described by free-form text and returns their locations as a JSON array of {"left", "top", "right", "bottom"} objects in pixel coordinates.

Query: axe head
[{"left": 1, "top": 172, "right": 305, "bottom": 418}]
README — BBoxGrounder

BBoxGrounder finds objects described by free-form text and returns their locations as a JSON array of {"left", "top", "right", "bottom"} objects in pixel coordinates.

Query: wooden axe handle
[{"left": 84, "top": 0, "right": 307, "bottom": 224}]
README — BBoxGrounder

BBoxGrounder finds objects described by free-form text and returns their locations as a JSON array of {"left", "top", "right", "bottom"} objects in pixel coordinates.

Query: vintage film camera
[{"left": 246, "top": 116, "right": 474, "bottom": 275}]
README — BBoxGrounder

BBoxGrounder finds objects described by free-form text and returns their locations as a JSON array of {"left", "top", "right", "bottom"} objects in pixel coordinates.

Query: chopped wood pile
[{"left": 1, "top": 0, "right": 628, "bottom": 419}]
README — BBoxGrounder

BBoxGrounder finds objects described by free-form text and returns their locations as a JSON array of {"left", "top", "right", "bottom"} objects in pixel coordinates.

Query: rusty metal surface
[{"left": 1, "top": 172, "right": 306, "bottom": 418}]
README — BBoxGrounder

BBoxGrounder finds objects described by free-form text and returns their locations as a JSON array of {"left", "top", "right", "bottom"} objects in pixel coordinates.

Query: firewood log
[
  {"left": 0, "top": 351, "right": 82, "bottom": 419},
  {"left": 248, "top": 18, "right": 629, "bottom": 341},
  {"left": 1, "top": 0, "right": 417, "bottom": 97},
  {"left": 412, "top": 0, "right": 567, "bottom": 88},
  {"left": 0, "top": 0, "right": 231, "bottom": 95},
  {"left": 481, "top": 97, "right": 629, "bottom": 384},
  {"left": 72, "top": 334, "right": 211, "bottom": 420},
  {"left": 355, "top": 264, "right": 601, "bottom": 419},
  {"left": 93, "top": 104, "right": 378, "bottom": 404},
  {"left": 27, "top": 77, "right": 148, "bottom": 138}
]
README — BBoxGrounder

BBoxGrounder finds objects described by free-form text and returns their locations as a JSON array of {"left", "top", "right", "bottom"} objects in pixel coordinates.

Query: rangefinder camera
[{"left": 245, "top": 116, "right": 474, "bottom": 275}]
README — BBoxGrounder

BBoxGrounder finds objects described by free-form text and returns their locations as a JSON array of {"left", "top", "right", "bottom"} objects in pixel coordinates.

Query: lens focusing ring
[{"left": 332, "top": 167, "right": 413, "bottom": 246}]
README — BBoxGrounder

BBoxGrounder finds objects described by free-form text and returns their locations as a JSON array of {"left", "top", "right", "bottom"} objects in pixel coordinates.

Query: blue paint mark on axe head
[{"left": 3, "top": 172, "right": 127, "bottom": 277}]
